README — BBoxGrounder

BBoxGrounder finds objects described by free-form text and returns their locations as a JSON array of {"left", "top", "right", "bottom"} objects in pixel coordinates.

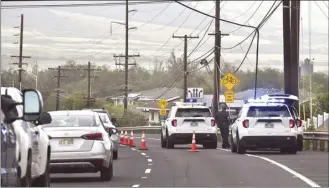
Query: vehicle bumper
[
  {"left": 50, "top": 144, "right": 110, "bottom": 173},
  {"left": 168, "top": 133, "right": 217, "bottom": 144},
  {"left": 239, "top": 136, "right": 297, "bottom": 149}
]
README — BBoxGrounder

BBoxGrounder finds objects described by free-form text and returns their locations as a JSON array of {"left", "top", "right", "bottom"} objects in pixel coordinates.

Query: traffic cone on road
[
  {"left": 123, "top": 131, "right": 129, "bottom": 145},
  {"left": 129, "top": 131, "right": 136, "bottom": 147},
  {"left": 139, "top": 131, "right": 148, "bottom": 150},
  {"left": 189, "top": 131, "right": 199, "bottom": 152},
  {"left": 120, "top": 130, "right": 124, "bottom": 144}
]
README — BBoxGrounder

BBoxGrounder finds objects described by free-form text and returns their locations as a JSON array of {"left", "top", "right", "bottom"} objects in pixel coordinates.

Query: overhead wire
[
  {"left": 229, "top": 1, "right": 258, "bottom": 22},
  {"left": 136, "top": 2, "right": 173, "bottom": 28},
  {"left": 314, "top": 1, "right": 329, "bottom": 19}
]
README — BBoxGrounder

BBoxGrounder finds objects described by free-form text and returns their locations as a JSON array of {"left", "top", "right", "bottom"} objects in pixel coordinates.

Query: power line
[
  {"left": 1, "top": 1, "right": 172, "bottom": 9},
  {"left": 188, "top": 19, "right": 213, "bottom": 57},
  {"left": 136, "top": 2, "right": 172, "bottom": 28},
  {"left": 314, "top": 1, "right": 329, "bottom": 19},
  {"left": 229, "top": 1, "right": 258, "bottom": 22},
  {"left": 323, "top": 1, "right": 329, "bottom": 8}
]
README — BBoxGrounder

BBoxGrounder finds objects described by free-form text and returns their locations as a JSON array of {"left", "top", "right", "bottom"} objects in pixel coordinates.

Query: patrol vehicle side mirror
[
  {"left": 23, "top": 89, "right": 43, "bottom": 121},
  {"left": 36, "top": 112, "right": 52, "bottom": 125}
]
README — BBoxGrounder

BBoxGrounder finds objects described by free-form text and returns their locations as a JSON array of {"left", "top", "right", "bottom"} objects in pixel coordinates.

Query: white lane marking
[
  {"left": 217, "top": 148, "right": 320, "bottom": 187},
  {"left": 131, "top": 148, "right": 136, "bottom": 151},
  {"left": 145, "top": 155, "right": 149, "bottom": 158},
  {"left": 132, "top": 184, "right": 140, "bottom": 187},
  {"left": 141, "top": 177, "right": 147, "bottom": 179},
  {"left": 145, "top": 169, "right": 151, "bottom": 174},
  {"left": 141, "top": 152, "right": 146, "bottom": 155},
  {"left": 134, "top": 136, "right": 160, "bottom": 140},
  {"left": 148, "top": 163, "right": 153, "bottom": 166},
  {"left": 245, "top": 154, "right": 321, "bottom": 187},
  {"left": 148, "top": 159, "right": 153, "bottom": 163}
]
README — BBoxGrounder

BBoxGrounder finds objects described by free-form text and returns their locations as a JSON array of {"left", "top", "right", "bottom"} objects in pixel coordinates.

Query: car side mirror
[
  {"left": 36, "top": 112, "right": 52, "bottom": 125},
  {"left": 111, "top": 128, "right": 117, "bottom": 135},
  {"left": 22, "top": 89, "right": 43, "bottom": 121}
]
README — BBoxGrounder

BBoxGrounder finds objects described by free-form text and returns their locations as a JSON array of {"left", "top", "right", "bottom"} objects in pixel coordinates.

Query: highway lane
[
  {"left": 50, "top": 145, "right": 149, "bottom": 187},
  {"left": 134, "top": 134, "right": 326, "bottom": 187}
]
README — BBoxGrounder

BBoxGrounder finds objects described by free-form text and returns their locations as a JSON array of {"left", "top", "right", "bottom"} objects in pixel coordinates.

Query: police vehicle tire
[
  {"left": 113, "top": 151, "right": 118, "bottom": 160},
  {"left": 160, "top": 132, "right": 166, "bottom": 148},
  {"left": 100, "top": 159, "right": 113, "bottom": 181},
  {"left": 297, "top": 139, "right": 303, "bottom": 151},
  {"left": 32, "top": 154, "right": 50, "bottom": 187},
  {"left": 236, "top": 133, "right": 246, "bottom": 154},
  {"left": 288, "top": 146, "right": 297, "bottom": 154},
  {"left": 230, "top": 134, "right": 237, "bottom": 153},
  {"left": 21, "top": 152, "right": 32, "bottom": 187},
  {"left": 165, "top": 130, "right": 174, "bottom": 149}
]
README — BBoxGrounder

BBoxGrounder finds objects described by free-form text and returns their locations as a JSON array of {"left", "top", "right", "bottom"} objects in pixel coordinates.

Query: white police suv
[
  {"left": 161, "top": 102, "right": 218, "bottom": 149},
  {"left": 230, "top": 98, "right": 299, "bottom": 154},
  {"left": 260, "top": 94, "right": 303, "bottom": 151}
]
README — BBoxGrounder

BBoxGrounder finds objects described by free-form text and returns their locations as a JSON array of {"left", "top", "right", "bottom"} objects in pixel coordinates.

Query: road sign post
[
  {"left": 159, "top": 109, "right": 167, "bottom": 116},
  {"left": 158, "top": 98, "right": 168, "bottom": 117},
  {"left": 187, "top": 88, "right": 204, "bottom": 99},
  {"left": 224, "top": 90, "right": 235, "bottom": 103}
]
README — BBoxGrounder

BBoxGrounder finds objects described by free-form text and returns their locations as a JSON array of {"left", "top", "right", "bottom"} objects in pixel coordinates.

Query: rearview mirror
[
  {"left": 23, "top": 89, "right": 43, "bottom": 121},
  {"left": 36, "top": 112, "right": 52, "bottom": 125}
]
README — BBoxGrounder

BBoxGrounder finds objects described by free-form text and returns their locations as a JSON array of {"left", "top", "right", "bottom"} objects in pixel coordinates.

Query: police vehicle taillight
[
  {"left": 242, "top": 120, "right": 249, "bottom": 128},
  {"left": 289, "top": 120, "right": 295, "bottom": 128},
  {"left": 171, "top": 119, "right": 177, "bottom": 127},
  {"left": 211, "top": 119, "right": 216, "bottom": 127}
]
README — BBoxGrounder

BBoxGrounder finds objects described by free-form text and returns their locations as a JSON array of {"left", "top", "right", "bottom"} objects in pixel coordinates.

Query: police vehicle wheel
[
  {"left": 236, "top": 133, "right": 246, "bottom": 154},
  {"left": 297, "top": 139, "right": 303, "bottom": 151},
  {"left": 288, "top": 147, "right": 297, "bottom": 154},
  {"left": 230, "top": 135, "right": 237, "bottom": 153},
  {"left": 160, "top": 132, "right": 166, "bottom": 148}
]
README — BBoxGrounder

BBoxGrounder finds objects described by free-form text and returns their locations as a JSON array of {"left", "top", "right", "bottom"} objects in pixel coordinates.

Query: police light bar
[
  {"left": 244, "top": 98, "right": 285, "bottom": 104},
  {"left": 174, "top": 102, "right": 206, "bottom": 106},
  {"left": 261, "top": 94, "right": 299, "bottom": 101}
]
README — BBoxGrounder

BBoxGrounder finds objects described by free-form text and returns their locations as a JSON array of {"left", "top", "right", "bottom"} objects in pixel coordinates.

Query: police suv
[
  {"left": 161, "top": 102, "right": 218, "bottom": 149},
  {"left": 230, "top": 98, "right": 299, "bottom": 154},
  {"left": 260, "top": 94, "right": 303, "bottom": 151}
]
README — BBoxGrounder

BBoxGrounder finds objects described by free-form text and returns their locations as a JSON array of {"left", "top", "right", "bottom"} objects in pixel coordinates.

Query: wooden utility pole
[
  {"left": 83, "top": 61, "right": 101, "bottom": 108},
  {"left": 10, "top": 14, "right": 31, "bottom": 91},
  {"left": 283, "top": 0, "right": 291, "bottom": 94},
  {"left": 209, "top": 0, "right": 228, "bottom": 114},
  {"left": 48, "top": 66, "right": 70, "bottom": 111},
  {"left": 172, "top": 35, "right": 199, "bottom": 102},
  {"left": 290, "top": 0, "right": 300, "bottom": 104}
]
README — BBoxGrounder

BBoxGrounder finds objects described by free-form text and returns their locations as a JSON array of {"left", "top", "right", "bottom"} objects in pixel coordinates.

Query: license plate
[
  {"left": 191, "top": 122, "right": 198, "bottom": 127},
  {"left": 59, "top": 138, "right": 73, "bottom": 145},
  {"left": 265, "top": 123, "right": 274, "bottom": 128}
]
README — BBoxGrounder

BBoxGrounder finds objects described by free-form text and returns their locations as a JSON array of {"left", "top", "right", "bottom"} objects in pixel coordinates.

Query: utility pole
[
  {"left": 209, "top": 0, "right": 229, "bottom": 114},
  {"left": 10, "top": 14, "right": 31, "bottom": 91},
  {"left": 283, "top": 0, "right": 291, "bottom": 94},
  {"left": 112, "top": 0, "right": 139, "bottom": 114},
  {"left": 83, "top": 61, "right": 101, "bottom": 108},
  {"left": 48, "top": 66, "right": 70, "bottom": 111},
  {"left": 172, "top": 34, "right": 199, "bottom": 102}
]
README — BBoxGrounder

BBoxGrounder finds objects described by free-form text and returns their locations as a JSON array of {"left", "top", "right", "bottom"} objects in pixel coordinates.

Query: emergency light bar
[
  {"left": 174, "top": 102, "right": 206, "bottom": 106},
  {"left": 261, "top": 94, "right": 299, "bottom": 101},
  {"left": 244, "top": 98, "right": 285, "bottom": 104}
]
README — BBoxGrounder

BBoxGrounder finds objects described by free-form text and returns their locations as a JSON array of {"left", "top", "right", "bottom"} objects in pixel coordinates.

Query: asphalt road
[{"left": 50, "top": 134, "right": 328, "bottom": 187}]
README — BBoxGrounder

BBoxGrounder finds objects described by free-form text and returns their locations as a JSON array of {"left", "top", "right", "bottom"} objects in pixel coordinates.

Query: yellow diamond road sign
[
  {"left": 159, "top": 109, "right": 167, "bottom": 116},
  {"left": 224, "top": 90, "right": 235, "bottom": 103},
  {"left": 220, "top": 72, "right": 240, "bottom": 91},
  {"left": 158, "top": 98, "right": 168, "bottom": 109}
]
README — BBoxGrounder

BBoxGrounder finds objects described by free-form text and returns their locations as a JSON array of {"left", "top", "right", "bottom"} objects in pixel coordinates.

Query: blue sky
[{"left": 1, "top": 1, "right": 328, "bottom": 72}]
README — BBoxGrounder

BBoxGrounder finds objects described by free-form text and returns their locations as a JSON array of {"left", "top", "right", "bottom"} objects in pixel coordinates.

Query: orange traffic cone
[
  {"left": 129, "top": 131, "right": 136, "bottom": 147},
  {"left": 120, "top": 130, "right": 124, "bottom": 144},
  {"left": 189, "top": 131, "right": 199, "bottom": 152},
  {"left": 123, "top": 131, "right": 129, "bottom": 145},
  {"left": 139, "top": 132, "right": 148, "bottom": 150}
]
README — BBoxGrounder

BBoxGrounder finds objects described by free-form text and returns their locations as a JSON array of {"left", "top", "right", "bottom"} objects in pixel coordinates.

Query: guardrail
[{"left": 118, "top": 126, "right": 329, "bottom": 152}]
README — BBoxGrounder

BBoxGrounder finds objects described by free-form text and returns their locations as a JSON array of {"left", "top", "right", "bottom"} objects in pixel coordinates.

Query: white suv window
[
  {"left": 247, "top": 106, "right": 291, "bottom": 117},
  {"left": 175, "top": 108, "right": 212, "bottom": 118}
]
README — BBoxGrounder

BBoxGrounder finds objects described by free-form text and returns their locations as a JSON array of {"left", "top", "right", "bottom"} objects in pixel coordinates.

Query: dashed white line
[
  {"left": 132, "top": 184, "right": 140, "bottom": 187},
  {"left": 145, "top": 168, "right": 151, "bottom": 174},
  {"left": 141, "top": 152, "right": 146, "bottom": 155},
  {"left": 145, "top": 155, "right": 149, "bottom": 158},
  {"left": 141, "top": 177, "right": 147, "bottom": 179},
  {"left": 148, "top": 159, "right": 153, "bottom": 163},
  {"left": 131, "top": 148, "right": 136, "bottom": 150},
  {"left": 148, "top": 163, "right": 153, "bottom": 166}
]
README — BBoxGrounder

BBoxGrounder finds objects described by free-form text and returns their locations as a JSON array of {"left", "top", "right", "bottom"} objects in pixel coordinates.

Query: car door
[
  {"left": 6, "top": 119, "right": 18, "bottom": 186},
  {"left": 1, "top": 110, "right": 8, "bottom": 186},
  {"left": 26, "top": 122, "right": 40, "bottom": 170}
]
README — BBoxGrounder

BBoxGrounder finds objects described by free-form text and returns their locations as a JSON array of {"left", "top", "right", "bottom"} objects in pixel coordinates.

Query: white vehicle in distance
[
  {"left": 230, "top": 98, "right": 299, "bottom": 154},
  {"left": 97, "top": 112, "right": 119, "bottom": 160},
  {"left": 1, "top": 87, "right": 52, "bottom": 187},
  {"left": 260, "top": 94, "right": 303, "bottom": 151},
  {"left": 42, "top": 110, "right": 113, "bottom": 181},
  {"left": 161, "top": 102, "right": 218, "bottom": 149}
]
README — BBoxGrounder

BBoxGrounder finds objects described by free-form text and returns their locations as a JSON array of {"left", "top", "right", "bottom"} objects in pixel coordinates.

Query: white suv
[
  {"left": 161, "top": 102, "right": 218, "bottom": 149},
  {"left": 230, "top": 99, "right": 298, "bottom": 154},
  {"left": 1, "top": 87, "right": 51, "bottom": 186}
]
